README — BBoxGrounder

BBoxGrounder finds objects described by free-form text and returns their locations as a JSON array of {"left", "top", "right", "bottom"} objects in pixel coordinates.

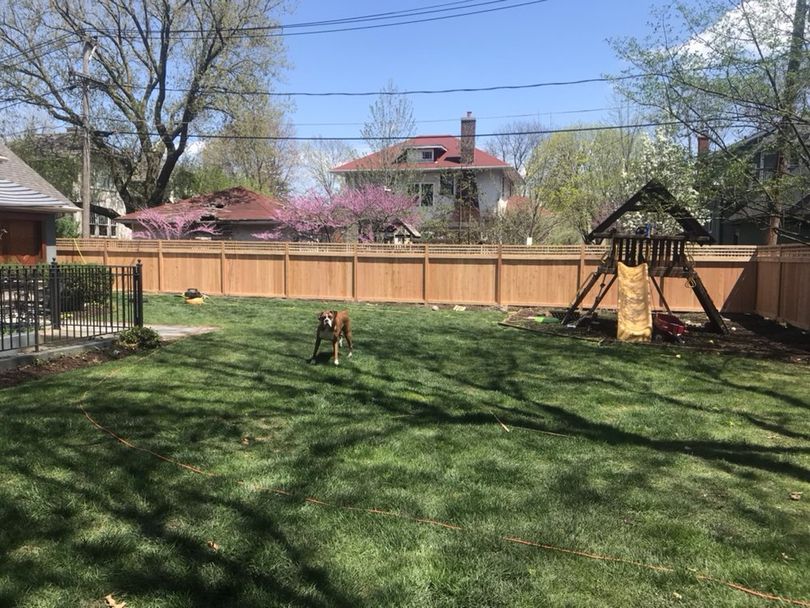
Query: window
[
  {"left": 439, "top": 174, "right": 455, "bottom": 197},
  {"left": 757, "top": 152, "right": 778, "bottom": 181},
  {"left": 408, "top": 183, "right": 434, "bottom": 207},
  {"left": 90, "top": 212, "right": 116, "bottom": 237},
  {"left": 406, "top": 148, "right": 435, "bottom": 163}
]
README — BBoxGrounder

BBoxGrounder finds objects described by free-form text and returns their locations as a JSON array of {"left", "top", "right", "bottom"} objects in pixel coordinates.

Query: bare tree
[
  {"left": 0, "top": 0, "right": 289, "bottom": 213},
  {"left": 356, "top": 80, "right": 416, "bottom": 188},
  {"left": 485, "top": 119, "right": 545, "bottom": 194},
  {"left": 301, "top": 138, "right": 357, "bottom": 198}
]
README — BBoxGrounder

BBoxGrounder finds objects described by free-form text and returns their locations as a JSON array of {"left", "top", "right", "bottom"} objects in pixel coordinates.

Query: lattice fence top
[
  {"left": 58, "top": 238, "right": 764, "bottom": 260},
  {"left": 756, "top": 244, "right": 810, "bottom": 261}
]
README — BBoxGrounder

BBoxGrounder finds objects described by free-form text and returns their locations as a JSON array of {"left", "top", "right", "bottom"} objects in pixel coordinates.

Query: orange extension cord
[{"left": 78, "top": 400, "right": 810, "bottom": 608}]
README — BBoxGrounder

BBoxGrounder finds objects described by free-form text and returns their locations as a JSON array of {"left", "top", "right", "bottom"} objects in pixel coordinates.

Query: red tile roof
[
  {"left": 117, "top": 187, "right": 283, "bottom": 223},
  {"left": 332, "top": 135, "right": 514, "bottom": 173}
]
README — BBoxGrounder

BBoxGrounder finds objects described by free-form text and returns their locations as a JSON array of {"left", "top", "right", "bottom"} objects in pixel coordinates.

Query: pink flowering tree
[
  {"left": 254, "top": 190, "right": 352, "bottom": 242},
  {"left": 337, "top": 185, "right": 419, "bottom": 242},
  {"left": 132, "top": 208, "right": 221, "bottom": 240},
  {"left": 255, "top": 185, "right": 419, "bottom": 242}
]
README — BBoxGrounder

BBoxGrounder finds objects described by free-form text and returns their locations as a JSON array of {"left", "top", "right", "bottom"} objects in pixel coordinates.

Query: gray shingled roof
[
  {"left": 0, "top": 178, "right": 78, "bottom": 212},
  {"left": 0, "top": 140, "right": 77, "bottom": 210}
]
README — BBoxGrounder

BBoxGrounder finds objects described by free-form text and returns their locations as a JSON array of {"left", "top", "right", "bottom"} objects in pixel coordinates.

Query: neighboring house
[
  {"left": 382, "top": 219, "right": 421, "bottom": 244},
  {"left": 116, "top": 186, "right": 283, "bottom": 240},
  {"left": 701, "top": 132, "right": 810, "bottom": 244},
  {"left": 9, "top": 130, "right": 130, "bottom": 238},
  {"left": 0, "top": 142, "right": 79, "bottom": 264},
  {"left": 331, "top": 113, "right": 523, "bottom": 222}
]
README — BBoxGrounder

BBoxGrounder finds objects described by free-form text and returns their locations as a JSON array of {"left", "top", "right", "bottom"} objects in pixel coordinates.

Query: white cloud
[{"left": 681, "top": 0, "right": 795, "bottom": 59}]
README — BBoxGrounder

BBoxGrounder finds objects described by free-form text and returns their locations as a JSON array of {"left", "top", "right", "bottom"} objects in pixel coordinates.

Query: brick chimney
[
  {"left": 460, "top": 112, "right": 475, "bottom": 165},
  {"left": 697, "top": 134, "right": 710, "bottom": 156}
]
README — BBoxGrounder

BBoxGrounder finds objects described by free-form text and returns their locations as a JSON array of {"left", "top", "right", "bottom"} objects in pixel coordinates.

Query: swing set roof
[{"left": 586, "top": 180, "right": 714, "bottom": 244}]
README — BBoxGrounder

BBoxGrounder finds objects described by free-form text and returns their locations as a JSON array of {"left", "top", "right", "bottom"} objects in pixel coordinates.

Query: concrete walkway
[{"left": 0, "top": 325, "right": 218, "bottom": 370}]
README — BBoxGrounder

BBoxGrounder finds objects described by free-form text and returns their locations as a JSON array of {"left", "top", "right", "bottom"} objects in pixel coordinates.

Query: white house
[{"left": 331, "top": 113, "right": 523, "bottom": 222}]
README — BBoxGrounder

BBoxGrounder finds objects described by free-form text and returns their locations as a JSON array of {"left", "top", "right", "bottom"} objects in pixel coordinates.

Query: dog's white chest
[{"left": 318, "top": 327, "right": 334, "bottom": 340}]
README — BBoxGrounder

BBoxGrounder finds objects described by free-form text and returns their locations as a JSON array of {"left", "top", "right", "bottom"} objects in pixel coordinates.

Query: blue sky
[{"left": 280, "top": 0, "right": 688, "bottom": 142}]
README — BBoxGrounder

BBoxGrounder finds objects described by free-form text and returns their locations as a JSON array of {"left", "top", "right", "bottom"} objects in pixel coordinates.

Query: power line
[
  {"left": 0, "top": 33, "right": 72, "bottom": 66},
  {"left": 91, "top": 0, "right": 548, "bottom": 40},
  {"left": 91, "top": 105, "right": 624, "bottom": 130},
  {"left": 89, "top": 120, "right": 699, "bottom": 143},
  {"left": 284, "top": 106, "right": 620, "bottom": 127},
  {"left": 126, "top": 74, "right": 636, "bottom": 98},
  {"left": 105, "top": 0, "right": 520, "bottom": 35}
]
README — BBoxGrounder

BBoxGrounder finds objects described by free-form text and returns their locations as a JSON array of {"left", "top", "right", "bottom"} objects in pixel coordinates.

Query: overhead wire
[
  {"left": 88, "top": 0, "right": 549, "bottom": 40},
  {"left": 83, "top": 120, "right": 713, "bottom": 143}
]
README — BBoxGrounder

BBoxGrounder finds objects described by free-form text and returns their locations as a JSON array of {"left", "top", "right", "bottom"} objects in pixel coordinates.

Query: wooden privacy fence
[
  {"left": 754, "top": 245, "right": 810, "bottom": 330},
  {"left": 57, "top": 238, "right": 772, "bottom": 314}
]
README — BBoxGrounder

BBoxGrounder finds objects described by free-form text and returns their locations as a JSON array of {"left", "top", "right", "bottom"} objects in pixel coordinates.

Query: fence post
[
  {"left": 133, "top": 259, "right": 144, "bottom": 327},
  {"left": 352, "top": 243, "right": 358, "bottom": 301},
  {"left": 423, "top": 244, "right": 430, "bottom": 304},
  {"left": 283, "top": 242, "right": 290, "bottom": 298},
  {"left": 577, "top": 243, "right": 586, "bottom": 288},
  {"left": 33, "top": 265, "right": 41, "bottom": 352},
  {"left": 496, "top": 244, "right": 503, "bottom": 306},
  {"left": 48, "top": 258, "right": 61, "bottom": 331},
  {"left": 157, "top": 239, "right": 164, "bottom": 293},
  {"left": 775, "top": 247, "right": 784, "bottom": 322},
  {"left": 220, "top": 241, "right": 226, "bottom": 295}
]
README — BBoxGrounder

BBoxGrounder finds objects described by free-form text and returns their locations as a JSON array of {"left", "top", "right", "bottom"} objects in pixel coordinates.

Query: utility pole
[{"left": 81, "top": 40, "right": 93, "bottom": 238}]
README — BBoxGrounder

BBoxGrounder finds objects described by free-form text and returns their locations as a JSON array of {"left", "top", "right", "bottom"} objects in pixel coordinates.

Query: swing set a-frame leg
[
  {"left": 561, "top": 269, "right": 614, "bottom": 326},
  {"left": 688, "top": 271, "right": 728, "bottom": 334}
]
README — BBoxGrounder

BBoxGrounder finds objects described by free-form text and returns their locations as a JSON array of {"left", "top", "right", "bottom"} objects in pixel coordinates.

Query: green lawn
[{"left": 1, "top": 295, "right": 808, "bottom": 607}]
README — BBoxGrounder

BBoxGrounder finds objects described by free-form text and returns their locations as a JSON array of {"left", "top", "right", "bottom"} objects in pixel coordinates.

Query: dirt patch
[
  {"left": 0, "top": 349, "right": 132, "bottom": 389},
  {"left": 502, "top": 309, "right": 810, "bottom": 363}
]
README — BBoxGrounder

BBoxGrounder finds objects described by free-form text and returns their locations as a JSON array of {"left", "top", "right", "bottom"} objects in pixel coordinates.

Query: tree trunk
[{"left": 769, "top": 0, "right": 808, "bottom": 245}]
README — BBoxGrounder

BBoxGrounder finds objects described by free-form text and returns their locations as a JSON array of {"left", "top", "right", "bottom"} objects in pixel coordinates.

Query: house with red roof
[
  {"left": 116, "top": 186, "right": 283, "bottom": 240},
  {"left": 331, "top": 113, "right": 523, "bottom": 222}
]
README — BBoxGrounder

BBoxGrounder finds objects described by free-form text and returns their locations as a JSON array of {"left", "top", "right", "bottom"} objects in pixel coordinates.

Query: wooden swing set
[{"left": 560, "top": 180, "right": 728, "bottom": 334}]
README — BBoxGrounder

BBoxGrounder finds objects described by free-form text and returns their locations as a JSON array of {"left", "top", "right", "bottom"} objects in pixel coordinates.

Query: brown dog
[{"left": 309, "top": 310, "right": 353, "bottom": 365}]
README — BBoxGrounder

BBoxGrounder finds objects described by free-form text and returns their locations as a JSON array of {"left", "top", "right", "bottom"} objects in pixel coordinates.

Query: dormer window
[{"left": 405, "top": 145, "right": 443, "bottom": 163}]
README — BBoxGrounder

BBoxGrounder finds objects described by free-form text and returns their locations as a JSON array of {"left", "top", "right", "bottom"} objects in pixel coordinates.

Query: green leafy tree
[
  {"left": 199, "top": 100, "right": 294, "bottom": 198},
  {"left": 526, "top": 128, "right": 637, "bottom": 240},
  {"left": 612, "top": 0, "right": 810, "bottom": 243},
  {"left": 6, "top": 132, "right": 80, "bottom": 199}
]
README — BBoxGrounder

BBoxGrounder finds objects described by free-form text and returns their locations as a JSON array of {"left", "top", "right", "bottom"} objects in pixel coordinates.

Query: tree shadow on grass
[{"left": 1, "top": 312, "right": 808, "bottom": 605}]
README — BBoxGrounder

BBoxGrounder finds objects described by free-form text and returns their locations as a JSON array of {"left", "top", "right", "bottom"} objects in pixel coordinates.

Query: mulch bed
[
  {"left": 501, "top": 308, "right": 810, "bottom": 363},
  {"left": 0, "top": 349, "right": 130, "bottom": 389}
]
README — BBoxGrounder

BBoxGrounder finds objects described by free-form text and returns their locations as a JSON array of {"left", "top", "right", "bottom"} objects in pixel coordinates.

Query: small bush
[
  {"left": 117, "top": 326, "right": 161, "bottom": 350},
  {"left": 58, "top": 265, "right": 113, "bottom": 311},
  {"left": 55, "top": 215, "right": 80, "bottom": 238}
]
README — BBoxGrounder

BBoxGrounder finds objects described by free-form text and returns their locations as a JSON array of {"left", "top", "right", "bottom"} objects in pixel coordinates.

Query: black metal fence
[{"left": 0, "top": 261, "right": 143, "bottom": 353}]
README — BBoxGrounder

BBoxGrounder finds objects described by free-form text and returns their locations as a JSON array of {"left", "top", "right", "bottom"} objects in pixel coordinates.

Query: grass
[{"left": 1, "top": 295, "right": 808, "bottom": 607}]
